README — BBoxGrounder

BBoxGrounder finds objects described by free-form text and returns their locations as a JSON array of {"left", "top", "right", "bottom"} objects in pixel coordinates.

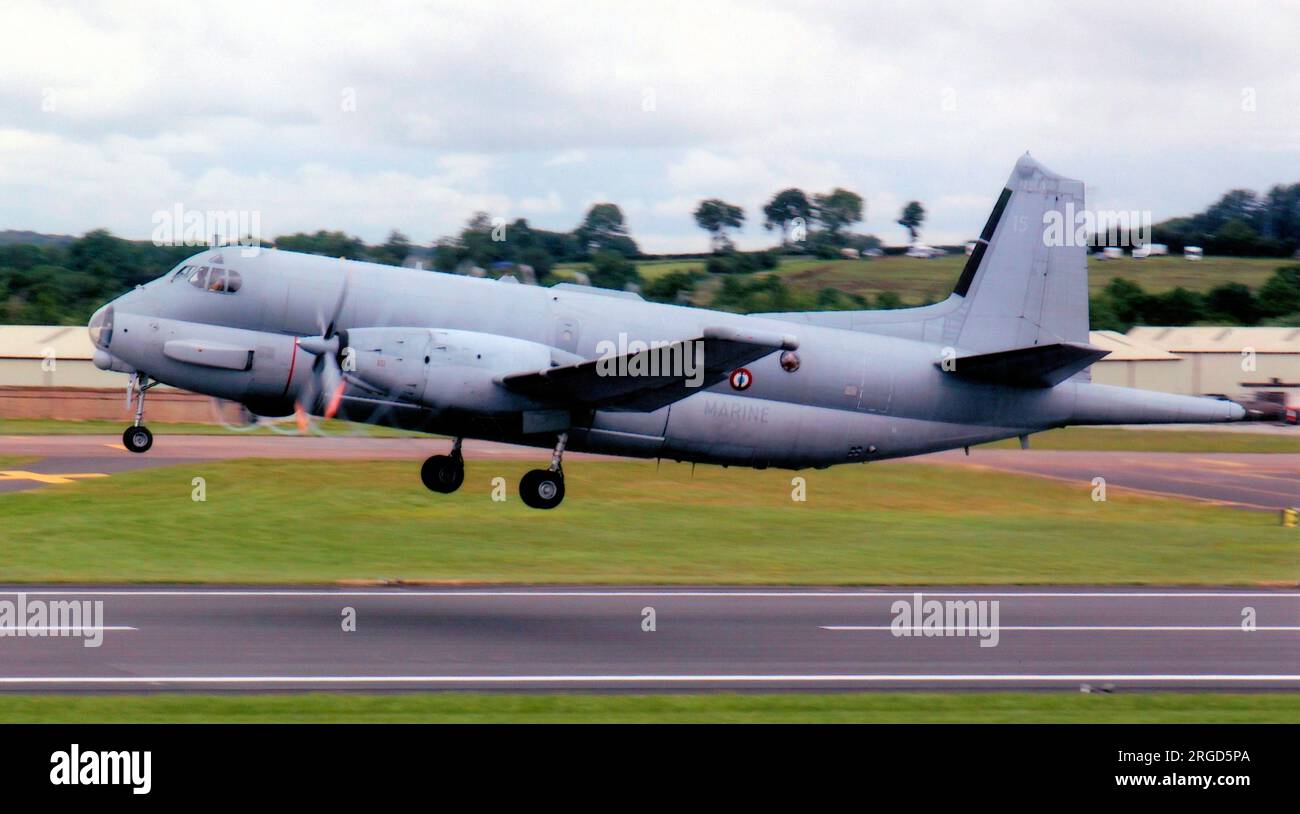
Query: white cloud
[{"left": 0, "top": 0, "right": 1297, "bottom": 247}]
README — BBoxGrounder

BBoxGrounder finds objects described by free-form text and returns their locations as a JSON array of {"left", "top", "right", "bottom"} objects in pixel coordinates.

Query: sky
[{"left": 1, "top": 0, "right": 1297, "bottom": 252}]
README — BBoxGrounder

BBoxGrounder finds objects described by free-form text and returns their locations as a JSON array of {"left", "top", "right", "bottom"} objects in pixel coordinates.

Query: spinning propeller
[{"left": 293, "top": 267, "right": 352, "bottom": 429}]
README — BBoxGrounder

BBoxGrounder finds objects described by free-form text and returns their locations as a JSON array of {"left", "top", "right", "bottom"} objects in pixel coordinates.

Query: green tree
[
  {"left": 812, "top": 188, "right": 864, "bottom": 238},
  {"left": 1257, "top": 266, "right": 1300, "bottom": 318},
  {"left": 586, "top": 250, "right": 642, "bottom": 291},
  {"left": 693, "top": 199, "right": 746, "bottom": 252},
  {"left": 1204, "top": 282, "right": 1260, "bottom": 324},
  {"left": 897, "top": 201, "right": 926, "bottom": 244},
  {"left": 762, "top": 188, "right": 813, "bottom": 246},
  {"left": 576, "top": 203, "right": 638, "bottom": 257},
  {"left": 370, "top": 229, "right": 412, "bottom": 266}
]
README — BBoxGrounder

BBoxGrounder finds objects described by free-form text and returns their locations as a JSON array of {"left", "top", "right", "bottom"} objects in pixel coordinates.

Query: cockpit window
[
  {"left": 187, "top": 265, "right": 241, "bottom": 294},
  {"left": 170, "top": 264, "right": 192, "bottom": 281},
  {"left": 88, "top": 305, "right": 114, "bottom": 350}
]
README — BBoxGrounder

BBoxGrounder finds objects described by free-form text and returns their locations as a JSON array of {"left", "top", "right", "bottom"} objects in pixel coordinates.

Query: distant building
[
  {"left": 0, "top": 325, "right": 122, "bottom": 388},
  {"left": 1090, "top": 326, "right": 1300, "bottom": 399}
]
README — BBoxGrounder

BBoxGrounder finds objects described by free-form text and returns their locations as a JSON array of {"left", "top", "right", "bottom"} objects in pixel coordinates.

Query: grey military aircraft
[{"left": 88, "top": 155, "right": 1243, "bottom": 508}]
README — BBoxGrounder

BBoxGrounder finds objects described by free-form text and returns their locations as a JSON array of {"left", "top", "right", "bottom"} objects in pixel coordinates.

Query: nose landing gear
[
  {"left": 519, "top": 432, "right": 567, "bottom": 510},
  {"left": 122, "top": 373, "right": 156, "bottom": 454}
]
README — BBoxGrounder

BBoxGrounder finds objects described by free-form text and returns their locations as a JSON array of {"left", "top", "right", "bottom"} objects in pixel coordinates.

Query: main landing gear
[
  {"left": 519, "top": 432, "right": 566, "bottom": 510},
  {"left": 122, "top": 373, "right": 156, "bottom": 454},
  {"left": 420, "top": 434, "right": 568, "bottom": 510},
  {"left": 420, "top": 437, "right": 465, "bottom": 493}
]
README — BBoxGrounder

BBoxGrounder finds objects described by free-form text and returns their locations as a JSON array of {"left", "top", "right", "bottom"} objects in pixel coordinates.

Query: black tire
[
  {"left": 420, "top": 455, "right": 464, "bottom": 493},
  {"left": 519, "top": 468, "right": 565, "bottom": 510},
  {"left": 123, "top": 425, "right": 153, "bottom": 453}
]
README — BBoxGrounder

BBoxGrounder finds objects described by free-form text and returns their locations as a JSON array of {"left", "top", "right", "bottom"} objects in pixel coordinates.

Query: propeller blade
[
  {"left": 324, "top": 381, "right": 346, "bottom": 419},
  {"left": 324, "top": 266, "right": 351, "bottom": 338}
]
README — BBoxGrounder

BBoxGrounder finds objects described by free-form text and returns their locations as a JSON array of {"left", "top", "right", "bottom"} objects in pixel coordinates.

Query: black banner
[{"left": 1, "top": 722, "right": 1289, "bottom": 801}]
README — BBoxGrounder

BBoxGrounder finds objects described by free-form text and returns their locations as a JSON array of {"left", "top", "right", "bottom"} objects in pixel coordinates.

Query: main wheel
[
  {"left": 420, "top": 454, "right": 464, "bottom": 493},
  {"left": 519, "top": 468, "right": 565, "bottom": 510},
  {"left": 123, "top": 425, "right": 153, "bottom": 453}
]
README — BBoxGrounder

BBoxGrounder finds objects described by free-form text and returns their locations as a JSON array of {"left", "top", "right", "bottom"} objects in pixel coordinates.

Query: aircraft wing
[{"left": 500, "top": 326, "right": 798, "bottom": 412}]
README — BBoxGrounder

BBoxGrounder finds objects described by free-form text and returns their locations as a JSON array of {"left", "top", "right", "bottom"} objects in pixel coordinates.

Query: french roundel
[{"left": 729, "top": 368, "right": 753, "bottom": 391}]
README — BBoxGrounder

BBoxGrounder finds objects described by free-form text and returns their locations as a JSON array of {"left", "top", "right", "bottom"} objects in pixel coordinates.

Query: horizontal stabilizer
[
  {"left": 939, "top": 341, "right": 1108, "bottom": 388},
  {"left": 501, "top": 328, "right": 797, "bottom": 412}
]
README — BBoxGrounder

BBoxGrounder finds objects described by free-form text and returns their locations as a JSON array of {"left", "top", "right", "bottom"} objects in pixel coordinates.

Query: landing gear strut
[
  {"left": 520, "top": 432, "right": 566, "bottom": 510},
  {"left": 122, "top": 373, "right": 155, "bottom": 454},
  {"left": 420, "top": 437, "right": 465, "bottom": 493}
]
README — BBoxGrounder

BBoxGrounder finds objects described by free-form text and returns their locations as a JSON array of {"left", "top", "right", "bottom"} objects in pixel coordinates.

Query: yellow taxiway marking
[{"left": 0, "top": 470, "right": 109, "bottom": 485}]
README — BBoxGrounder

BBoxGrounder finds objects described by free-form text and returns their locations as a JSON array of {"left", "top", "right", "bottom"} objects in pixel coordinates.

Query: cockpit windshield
[
  {"left": 181, "top": 265, "right": 242, "bottom": 294},
  {"left": 88, "top": 304, "right": 114, "bottom": 350}
]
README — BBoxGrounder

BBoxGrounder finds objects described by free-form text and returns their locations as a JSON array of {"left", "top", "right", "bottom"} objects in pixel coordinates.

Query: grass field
[
  {"left": 768, "top": 255, "right": 1289, "bottom": 304},
  {"left": 0, "top": 457, "right": 1293, "bottom": 584},
  {"left": 0, "top": 692, "right": 1296, "bottom": 723},
  {"left": 987, "top": 427, "right": 1300, "bottom": 453},
  {"left": 555, "top": 253, "right": 1291, "bottom": 306}
]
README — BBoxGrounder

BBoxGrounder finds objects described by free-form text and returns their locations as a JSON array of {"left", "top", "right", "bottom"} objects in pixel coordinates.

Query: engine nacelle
[{"left": 342, "top": 327, "right": 559, "bottom": 414}]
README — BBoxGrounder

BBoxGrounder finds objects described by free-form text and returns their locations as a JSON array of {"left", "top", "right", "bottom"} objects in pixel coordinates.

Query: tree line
[{"left": 1, "top": 176, "right": 1296, "bottom": 327}]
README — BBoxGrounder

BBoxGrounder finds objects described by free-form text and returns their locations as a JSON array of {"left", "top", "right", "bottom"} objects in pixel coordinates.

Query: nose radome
[{"left": 1227, "top": 402, "right": 1246, "bottom": 421}]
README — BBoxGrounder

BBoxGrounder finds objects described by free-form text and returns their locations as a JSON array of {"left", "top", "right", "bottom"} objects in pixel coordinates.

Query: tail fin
[{"left": 943, "top": 154, "right": 1088, "bottom": 353}]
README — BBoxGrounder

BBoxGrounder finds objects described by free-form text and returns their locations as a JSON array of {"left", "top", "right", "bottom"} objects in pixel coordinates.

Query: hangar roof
[
  {"left": 1088, "top": 330, "right": 1180, "bottom": 361},
  {"left": 1127, "top": 326, "right": 1300, "bottom": 354}
]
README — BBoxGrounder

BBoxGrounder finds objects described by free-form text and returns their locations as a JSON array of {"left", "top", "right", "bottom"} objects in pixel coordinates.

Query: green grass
[
  {"left": 1, "top": 692, "right": 1296, "bottom": 722},
  {"left": 767, "top": 254, "right": 1288, "bottom": 304},
  {"left": 989, "top": 427, "right": 1300, "bottom": 453},
  {"left": 0, "top": 458, "right": 1294, "bottom": 584},
  {"left": 0, "top": 418, "right": 423, "bottom": 437}
]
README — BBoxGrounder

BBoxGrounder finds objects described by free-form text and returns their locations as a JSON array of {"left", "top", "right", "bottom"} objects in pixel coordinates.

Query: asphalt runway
[
  {"left": 0, "top": 586, "right": 1297, "bottom": 692},
  {"left": 925, "top": 449, "right": 1300, "bottom": 510},
  {"left": 2, "top": 434, "right": 1296, "bottom": 509}
]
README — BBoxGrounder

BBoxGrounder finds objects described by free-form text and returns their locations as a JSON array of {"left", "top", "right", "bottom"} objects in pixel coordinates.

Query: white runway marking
[
  {"left": 0, "top": 674, "right": 1298, "bottom": 685},
  {"left": 1, "top": 589, "right": 1298, "bottom": 599},
  {"left": 1, "top": 626, "right": 135, "bottom": 633},
  {"left": 822, "top": 625, "right": 1300, "bottom": 632}
]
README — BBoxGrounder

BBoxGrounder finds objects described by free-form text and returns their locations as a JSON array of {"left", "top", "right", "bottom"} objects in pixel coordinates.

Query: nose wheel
[
  {"left": 122, "top": 373, "right": 156, "bottom": 454},
  {"left": 519, "top": 431, "right": 567, "bottom": 510},
  {"left": 420, "top": 438, "right": 464, "bottom": 493},
  {"left": 122, "top": 425, "right": 153, "bottom": 453}
]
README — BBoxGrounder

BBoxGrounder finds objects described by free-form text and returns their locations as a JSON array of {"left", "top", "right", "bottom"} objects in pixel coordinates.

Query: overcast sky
[{"left": 2, "top": 0, "right": 1297, "bottom": 252}]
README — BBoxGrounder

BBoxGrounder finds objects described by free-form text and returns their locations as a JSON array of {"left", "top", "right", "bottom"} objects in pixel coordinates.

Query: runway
[
  {"left": 2, "top": 433, "right": 1295, "bottom": 509},
  {"left": 1, "top": 586, "right": 1298, "bottom": 691}
]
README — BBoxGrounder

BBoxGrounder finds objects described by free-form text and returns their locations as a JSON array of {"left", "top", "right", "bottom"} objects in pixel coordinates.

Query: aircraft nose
[{"left": 1227, "top": 402, "right": 1246, "bottom": 421}]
